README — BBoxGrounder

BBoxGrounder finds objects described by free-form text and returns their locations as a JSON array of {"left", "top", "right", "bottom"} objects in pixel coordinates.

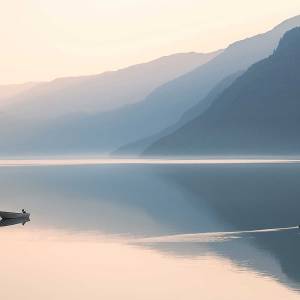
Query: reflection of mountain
[
  {"left": 0, "top": 165, "right": 223, "bottom": 236},
  {"left": 146, "top": 27, "right": 300, "bottom": 156},
  {"left": 162, "top": 164, "right": 300, "bottom": 287},
  {"left": 140, "top": 231, "right": 300, "bottom": 292},
  {"left": 1, "top": 163, "right": 300, "bottom": 289}
]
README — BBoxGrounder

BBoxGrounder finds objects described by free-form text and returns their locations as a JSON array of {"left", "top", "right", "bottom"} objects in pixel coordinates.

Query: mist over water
[{"left": 0, "top": 157, "right": 299, "bottom": 166}]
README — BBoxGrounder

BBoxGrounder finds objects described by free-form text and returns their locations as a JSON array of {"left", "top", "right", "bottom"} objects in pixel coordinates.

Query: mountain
[
  {"left": 0, "top": 51, "right": 220, "bottom": 155},
  {"left": 0, "top": 82, "right": 38, "bottom": 104},
  {"left": 145, "top": 27, "right": 300, "bottom": 156},
  {"left": 114, "top": 71, "right": 244, "bottom": 155},
  {"left": 113, "top": 15, "right": 300, "bottom": 155},
  {"left": 1, "top": 16, "right": 300, "bottom": 156},
  {"left": 0, "top": 71, "right": 242, "bottom": 155},
  {"left": 2, "top": 52, "right": 220, "bottom": 119}
]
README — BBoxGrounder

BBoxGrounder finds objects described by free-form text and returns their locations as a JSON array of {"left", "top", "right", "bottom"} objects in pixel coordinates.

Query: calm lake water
[{"left": 1, "top": 159, "right": 300, "bottom": 299}]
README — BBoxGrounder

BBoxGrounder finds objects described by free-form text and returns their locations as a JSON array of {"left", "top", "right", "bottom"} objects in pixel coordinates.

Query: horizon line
[{"left": 0, "top": 157, "right": 299, "bottom": 167}]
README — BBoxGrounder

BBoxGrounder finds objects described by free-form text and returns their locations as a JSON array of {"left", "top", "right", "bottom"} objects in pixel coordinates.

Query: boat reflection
[{"left": 0, "top": 216, "right": 30, "bottom": 227}]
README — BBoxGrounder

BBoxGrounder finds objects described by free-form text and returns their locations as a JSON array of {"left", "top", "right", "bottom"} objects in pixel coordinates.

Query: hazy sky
[{"left": 1, "top": 0, "right": 300, "bottom": 84}]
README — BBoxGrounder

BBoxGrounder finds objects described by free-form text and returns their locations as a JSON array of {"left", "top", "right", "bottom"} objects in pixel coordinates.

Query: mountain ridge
[
  {"left": 144, "top": 27, "right": 300, "bottom": 156},
  {"left": 2, "top": 51, "right": 220, "bottom": 118},
  {"left": 1, "top": 16, "right": 300, "bottom": 155},
  {"left": 114, "top": 15, "right": 300, "bottom": 155}
]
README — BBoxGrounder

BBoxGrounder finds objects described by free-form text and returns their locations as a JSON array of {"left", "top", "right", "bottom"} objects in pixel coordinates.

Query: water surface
[{"left": 1, "top": 159, "right": 300, "bottom": 299}]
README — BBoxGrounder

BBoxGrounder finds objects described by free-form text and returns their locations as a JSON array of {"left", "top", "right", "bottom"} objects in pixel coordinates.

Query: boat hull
[
  {"left": 0, "top": 216, "right": 30, "bottom": 227},
  {"left": 0, "top": 211, "right": 30, "bottom": 219}
]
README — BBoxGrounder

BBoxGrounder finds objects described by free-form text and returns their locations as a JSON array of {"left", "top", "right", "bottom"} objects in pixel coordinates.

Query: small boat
[
  {"left": 0, "top": 216, "right": 30, "bottom": 227},
  {"left": 0, "top": 211, "right": 30, "bottom": 220}
]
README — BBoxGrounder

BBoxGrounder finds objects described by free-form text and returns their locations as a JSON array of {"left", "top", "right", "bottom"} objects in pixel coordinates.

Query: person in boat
[{"left": 22, "top": 209, "right": 26, "bottom": 214}]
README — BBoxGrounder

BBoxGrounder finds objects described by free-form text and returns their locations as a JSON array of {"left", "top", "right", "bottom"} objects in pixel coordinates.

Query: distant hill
[
  {"left": 115, "top": 71, "right": 243, "bottom": 155},
  {"left": 1, "top": 16, "right": 300, "bottom": 156},
  {"left": 145, "top": 27, "right": 300, "bottom": 156},
  {"left": 113, "top": 15, "right": 300, "bottom": 155},
  {"left": 0, "top": 82, "right": 38, "bottom": 104},
  {"left": 2, "top": 52, "right": 220, "bottom": 119}
]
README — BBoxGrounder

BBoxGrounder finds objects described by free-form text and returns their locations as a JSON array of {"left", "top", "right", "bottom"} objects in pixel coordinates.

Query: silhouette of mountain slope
[
  {"left": 0, "top": 82, "right": 38, "bottom": 103},
  {"left": 145, "top": 27, "right": 300, "bottom": 156},
  {"left": 3, "top": 52, "right": 218, "bottom": 118},
  {"left": 115, "top": 71, "right": 243, "bottom": 155},
  {"left": 1, "top": 16, "right": 300, "bottom": 155}
]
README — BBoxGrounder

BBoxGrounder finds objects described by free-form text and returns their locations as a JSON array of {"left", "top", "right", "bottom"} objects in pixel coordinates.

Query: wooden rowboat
[
  {"left": 0, "top": 216, "right": 30, "bottom": 227},
  {"left": 0, "top": 211, "right": 30, "bottom": 220}
]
